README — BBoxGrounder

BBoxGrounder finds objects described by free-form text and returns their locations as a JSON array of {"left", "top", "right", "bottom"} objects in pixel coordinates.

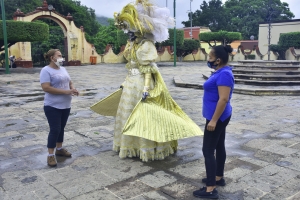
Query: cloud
[{"left": 80, "top": 0, "right": 299, "bottom": 28}]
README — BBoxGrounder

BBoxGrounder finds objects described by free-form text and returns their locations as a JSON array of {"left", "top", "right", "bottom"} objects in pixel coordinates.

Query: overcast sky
[{"left": 79, "top": 0, "right": 299, "bottom": 28}]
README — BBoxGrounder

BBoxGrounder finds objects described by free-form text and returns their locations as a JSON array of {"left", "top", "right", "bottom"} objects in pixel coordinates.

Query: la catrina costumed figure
[{"left": 91, "top": 0, "right": 203, "bottom": 162}]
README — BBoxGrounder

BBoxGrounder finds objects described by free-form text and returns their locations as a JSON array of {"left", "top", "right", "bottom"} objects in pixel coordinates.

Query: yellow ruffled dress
[{"left": 91, "top": 39, "right": 203, "bottom": 162}]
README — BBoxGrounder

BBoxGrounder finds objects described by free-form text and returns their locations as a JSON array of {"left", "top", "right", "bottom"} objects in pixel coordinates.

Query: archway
[{"left": 9, "top": 0, "right": 101, "bottom": 67}]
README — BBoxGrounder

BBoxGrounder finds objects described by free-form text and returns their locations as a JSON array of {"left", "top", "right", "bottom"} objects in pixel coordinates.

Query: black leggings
[
  {"left": 44, "top": 106, "right": 71, "bottom": 148},
  {"left": 202, "top": 115, "right": 231, "bottom": 186}
]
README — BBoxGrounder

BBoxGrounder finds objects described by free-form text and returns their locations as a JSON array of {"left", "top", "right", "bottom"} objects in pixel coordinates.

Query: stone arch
[{"left": 9, "top": 0, "right": 102, "bottom": 67}]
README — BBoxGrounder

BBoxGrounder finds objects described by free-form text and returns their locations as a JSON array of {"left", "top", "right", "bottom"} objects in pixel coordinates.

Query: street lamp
[
  {"left": 0, "top": 0, "right": 10, "bottom": 74},
  {"left": 190, "top": 0, "right": 193, "bottom": 39},
  {"left": 173, "top": 0, "right": 176, "bottom": 67},
  {"left": 266, "top": 0, "right": 274, "bottom": 61}
]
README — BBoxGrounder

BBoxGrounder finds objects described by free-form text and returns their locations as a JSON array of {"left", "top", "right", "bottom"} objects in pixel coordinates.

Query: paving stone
[
  {"left": 260, "top": 177, "right": 300, "bottom": 200},
  {"left": 107, "top": 180, "right": 153, "bottom": 199},
  {"left": 34, "top": 186, "right": 67, "bottom": 200},
  {"left": 254, "top": 150, "right": 284, "bottom": 163},
  {"left": 169, "top": 159, "right": 205, "bottom": 179},
  {"left": 141, "top": 191, "right": 170, "bottom": 200},
  {"left": 243, "top": 187, "right": 265, "bottom": 200},
  {"left": 139, "top": 171, "right": 177, "bottom": 188},
  {"left": 3, "top": 192, "right": 39, "bottom": 200},
  {"left": 72, "top": 189, "right": 119, "bottom": 200},
  {"left": 243, "top": 138, "right": 278, "bottom": 150},
  {"left": 238, "top": 156, "right": 270, "bottom": 168},
  {"left": 262, "top": 144, "right": 298, "bottom": 156},
  {"left": 239, "top": 165, "right": 300, "bottom": 192},
  {"left": 276, "top": 156, "right": 300, "bottom": 172},
  {"left": 225, "top": 167, "right": 253, "bottom": 180},
  {"left": 161, "top": 180, "right": 198, "bottom": 200}
]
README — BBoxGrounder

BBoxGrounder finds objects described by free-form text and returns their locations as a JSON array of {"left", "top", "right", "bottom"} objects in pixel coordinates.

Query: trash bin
[{"left": 90, "top": 56, "right": 97, "bottom": 65}]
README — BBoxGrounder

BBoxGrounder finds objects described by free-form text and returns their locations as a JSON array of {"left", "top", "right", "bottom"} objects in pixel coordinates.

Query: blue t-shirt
[
  {"left": 40, "top": 66, "right": 72, "bottom": 109},
  {"left": 202, "top": 66, "right": 234, "bottom": 121}
]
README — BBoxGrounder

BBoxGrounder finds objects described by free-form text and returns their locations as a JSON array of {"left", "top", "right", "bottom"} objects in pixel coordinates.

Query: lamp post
[
  {"left": 173, "top": 0, "right": 176, "bottom": 67},
  {"left": 166, "top": 0, "right": 167, "bottom": 7},
  {"left": 0, "top": 0, "right": 10, "bottom": 74},
  {"left": 267, "top": 0, "right": 273, "bottom": 61},
  {"left": 190, "top": 0, "right": 193, "bottom": 39}
]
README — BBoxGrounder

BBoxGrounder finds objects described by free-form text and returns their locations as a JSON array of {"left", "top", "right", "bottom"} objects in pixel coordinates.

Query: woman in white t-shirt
[{"left": 40, "top": 49, "right": 79, "bottom": 167}]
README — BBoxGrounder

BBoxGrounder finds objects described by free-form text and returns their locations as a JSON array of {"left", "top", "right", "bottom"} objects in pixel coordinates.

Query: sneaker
[
  {"left": 55, "top": 148, "right": 72, "bottom": 157},
  {"left": 193, "top": 187, "right": 219, "bottom": 199},
  {"left": 47, "top": 155, "right": 57, "bottom": 167},
  {"left": 202, "top": 177, "right": 226, "bottom": 186}
]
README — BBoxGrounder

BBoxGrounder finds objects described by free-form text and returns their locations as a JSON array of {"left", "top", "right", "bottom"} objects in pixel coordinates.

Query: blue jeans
[
  {"left": 202, "top": 115, "right": 231, "bottom": 186},
  {"left": 44, "top": 106, "right": 71, "bottom": 148}
]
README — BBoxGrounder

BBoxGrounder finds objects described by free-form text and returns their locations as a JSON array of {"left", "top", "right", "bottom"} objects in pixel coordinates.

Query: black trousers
[
  {"left": 44, "top": 106, "right": 71, "bottom": 148},
  {"left": 202, "top": 115, "right": 231, "bottom": 186}
]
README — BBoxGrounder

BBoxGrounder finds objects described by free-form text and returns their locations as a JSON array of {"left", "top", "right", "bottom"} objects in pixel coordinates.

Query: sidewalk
[{"left": 0, "top": 62, "right": 299, "bottom": 200}]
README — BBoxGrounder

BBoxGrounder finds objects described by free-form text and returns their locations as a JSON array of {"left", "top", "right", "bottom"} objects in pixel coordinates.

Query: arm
[
  {"left": 69, "top": 80, "right": 79, "bottom": 96},
  {"left": 206, "top": 86, "right": 231, "bottom": 131},
  {"left": 136, "top": 41, "right": 158, "bottom": 100},
  {"left": 41, "top": 82, "right": 73, "bottom": 95},
  {"left": 142, "top": 73, "right": 151, "bottom": 100}
]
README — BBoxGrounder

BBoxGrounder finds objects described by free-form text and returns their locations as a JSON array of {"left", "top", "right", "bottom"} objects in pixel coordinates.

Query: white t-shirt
[{"left": 40, "top": 66, "right": 72, "bottom": 109}]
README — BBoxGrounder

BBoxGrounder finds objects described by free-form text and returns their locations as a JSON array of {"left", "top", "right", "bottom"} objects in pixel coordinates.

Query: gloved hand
[
  {"left": 142, "top": 91, "right": 149, "bottom": 101},
  {"left": 142, "top": 86, "right": 149, "bottom": 101}
]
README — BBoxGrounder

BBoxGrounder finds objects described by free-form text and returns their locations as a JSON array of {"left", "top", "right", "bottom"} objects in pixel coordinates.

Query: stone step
[
  {"left": 234, "top": 74, "right": 300, "bottom": 81},
  {"left": 173, "top": 76, "right": 300, "bottom": 96},
  {"left": 202, "top": 73, "right": 300, "bottom": 86},
  {"left": 232, "top": 69, "right": 300, "bottom": 75},
  {"left": 230, "top": 64, "right": 300, "bottom": 71},
  {"left": 237, "top": 60, "right": 300, "bottom": 66},
  {"left": 235, "top": 79, "right": 300, "bottom": 86}
]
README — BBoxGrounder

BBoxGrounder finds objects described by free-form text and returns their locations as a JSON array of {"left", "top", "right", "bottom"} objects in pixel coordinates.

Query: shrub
[
  {"left": 0, "top": 20, "right": 49, "bottom": 50},
  {"left": 199, "top": 30, "right": 242, "bottom": 46},
  {"left": 270, "top": 32, "right": 300, "bottom": 60},
  {"left": 246, "top": 54, "right": 256, "bottom": 60},
  {"left": 161, "top": 29, "right": 184, "bottom": 48}
]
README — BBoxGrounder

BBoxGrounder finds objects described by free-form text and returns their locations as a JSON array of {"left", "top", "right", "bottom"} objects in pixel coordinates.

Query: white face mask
[{"left": 54, "top": 57, "right": 64, "bottom": 67}]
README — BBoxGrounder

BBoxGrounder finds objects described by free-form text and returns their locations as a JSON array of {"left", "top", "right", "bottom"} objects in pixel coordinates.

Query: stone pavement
[{"left": 0, "top": 62, "right": 300, "bottom": 200}]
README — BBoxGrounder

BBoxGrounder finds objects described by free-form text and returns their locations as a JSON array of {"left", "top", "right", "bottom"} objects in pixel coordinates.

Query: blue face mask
[{"left": 207, "top": 60, "right": 217, "bottom": 69}]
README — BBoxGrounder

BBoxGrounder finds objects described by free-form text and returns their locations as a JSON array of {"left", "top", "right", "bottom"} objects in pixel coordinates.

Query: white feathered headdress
[{"left": 114, "top": 0, "right": 174, "bottom": 43}]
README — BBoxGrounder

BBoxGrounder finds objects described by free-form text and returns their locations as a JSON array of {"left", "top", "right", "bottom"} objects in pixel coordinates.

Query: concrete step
[
  {"left": 232, "top": 69, "right": 300, "bottom": 75},
  {"left": 234, "top": 74, "right": 300, "bottom": 81},
  {"left": 237, "top": 60, "right": 300, "bottom": 66},
  {"left": 202, "top": 73, "right": 300, "bottom": 86},
  {"left": 230, "top": 64, "right": 300, "bottom": 71},
  {"left": 173, "top": 76, "right": 300, "bottom": 96},
  {"left": 235, "top": 79, "right": 300, "bottom": 86}
]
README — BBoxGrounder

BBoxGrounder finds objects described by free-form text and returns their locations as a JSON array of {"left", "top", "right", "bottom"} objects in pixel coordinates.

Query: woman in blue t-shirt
[
  {"left": 193, "top": 45, "right": 234, "bottom": 199},
  {"left": 40, "top": 49, "right": 79, "bottom": 167}
]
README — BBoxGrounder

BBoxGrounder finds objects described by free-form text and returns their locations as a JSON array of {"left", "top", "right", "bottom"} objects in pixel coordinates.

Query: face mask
[
  {"left": 54, "top": 58, "right": 64, "bottom": 67},
  {"left": 207, "top": 60, "right": 218, "bottom": 69}
]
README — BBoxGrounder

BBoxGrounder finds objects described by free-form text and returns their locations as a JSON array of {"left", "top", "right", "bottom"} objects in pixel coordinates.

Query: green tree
[
  {"left": 199, "top": 31, "right": 242, "bottom": 46},
  {"left": 182, "top": 0, "right": 227, "bottom": 32},
  {"left": 177, "top": 39, "right": 200, "bottom": 61},
  {"left": 183, "top": 0, "right": 294, "bottom": 39},
  {"left": 224, "top": 0, "right": 294, "bottom": 39},
  {"left": 2, "top": 0, "right": 41, "bottom": 20}
]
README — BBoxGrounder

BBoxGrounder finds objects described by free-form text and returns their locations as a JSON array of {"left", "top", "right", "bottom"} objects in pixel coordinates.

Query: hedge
[
  {"left": 270, "top": 32, "right": 300, "bottom": 60},
  {"left": 0, "top": 20, "right": 49, "bottom": 47},
  {"left": 199, "top": 31, "right": 242, "bottom": 46}
]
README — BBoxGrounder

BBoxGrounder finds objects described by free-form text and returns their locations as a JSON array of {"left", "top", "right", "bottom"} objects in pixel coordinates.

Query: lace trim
[{"left": 113, "top": 144, "right": 177, "bottom": 162}]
